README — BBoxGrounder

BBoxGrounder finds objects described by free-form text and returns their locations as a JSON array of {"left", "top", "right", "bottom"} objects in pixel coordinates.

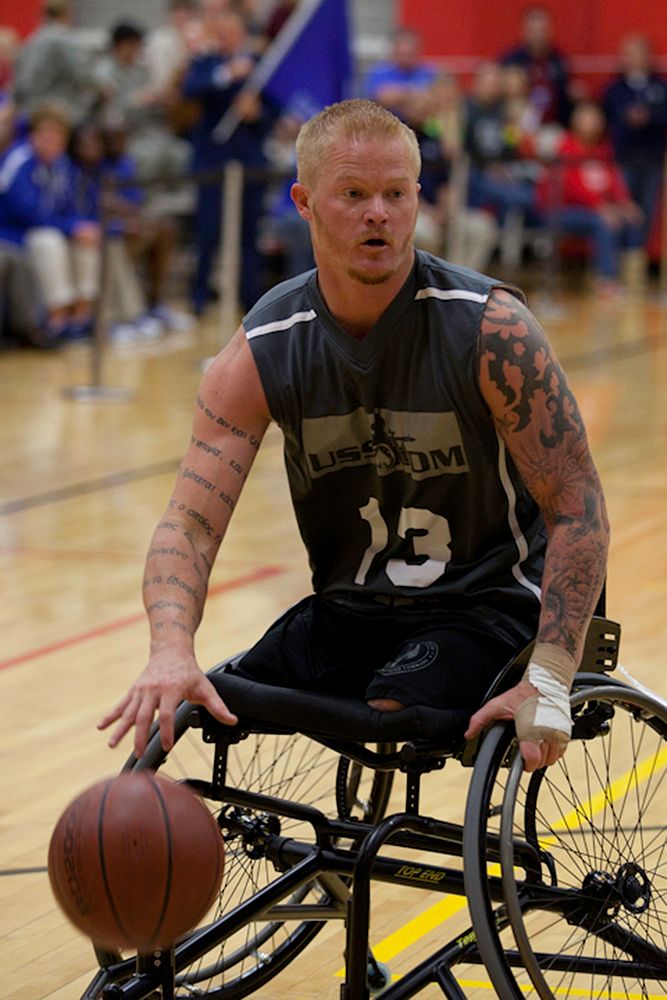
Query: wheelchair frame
[{"left": 81, "top": 615, "right": 667, "bottom": 1000}]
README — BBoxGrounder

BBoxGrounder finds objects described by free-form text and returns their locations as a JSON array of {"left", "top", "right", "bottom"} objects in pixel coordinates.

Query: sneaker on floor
[
  {"left": 109, "top": 321, "right": 141, "bottom": 343},
  {"left": 134, "top": 313, "right": 164, "bottom": 339},
  {"left": 149, "top": 303, "right": 195, "bottom": 332}
]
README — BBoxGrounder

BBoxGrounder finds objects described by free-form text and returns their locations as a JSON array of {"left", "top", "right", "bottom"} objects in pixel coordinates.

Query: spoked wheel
[
  {"left": 465, "top": 679, "right": 667, "bottom": 1000},
  {"left": 500, "top": 684, "right": 667, "bottom": 1000},
  {"left": 90, "top": 698, "right": 394, "bottom": 999}
]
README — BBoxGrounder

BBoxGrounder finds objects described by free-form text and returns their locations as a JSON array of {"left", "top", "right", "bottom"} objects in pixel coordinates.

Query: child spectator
[
  {"left": 70, "top": 119, "right": 191, "bottom": 339},
  {"left": 464, "top": 62, "right": 538, "bottom": 224},
  {"left": 546, "top": 101, "right": 643, "bottom": 297},
  {"left": 0, "top": 103, "right": 101, "bottom": 343},
  {"left": 94, "top": 21, "right": 191, "bottom": 185}
]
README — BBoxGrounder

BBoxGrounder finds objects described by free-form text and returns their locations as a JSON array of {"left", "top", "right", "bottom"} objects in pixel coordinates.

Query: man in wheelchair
[
  {"left": 89, "top": 99, "right": 667, "bottom": 1000},
  {"left": 99, "top": 98, "right": 609, "bottom": 773}
]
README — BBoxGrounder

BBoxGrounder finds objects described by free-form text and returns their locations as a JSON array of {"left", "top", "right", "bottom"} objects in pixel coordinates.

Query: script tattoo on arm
[
  {"left": 479, "top": 289, "right": 610, "bottom": 660},
  {"left": 195, "top": 397, "right": 262, "bottom": 451}
]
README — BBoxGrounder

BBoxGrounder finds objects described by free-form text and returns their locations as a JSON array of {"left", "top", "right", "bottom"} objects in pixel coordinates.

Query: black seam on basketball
[
  {"left": 149, "top": 779, "right": 173, "bottom": 949},
  {"left": 98, "top": 780, "right": 133, "bottom": 945}
]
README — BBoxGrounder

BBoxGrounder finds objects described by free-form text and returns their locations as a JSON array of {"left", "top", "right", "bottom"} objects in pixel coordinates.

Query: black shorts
[{"left": 231, "top": 594, "right": 535, "bottom": 711}]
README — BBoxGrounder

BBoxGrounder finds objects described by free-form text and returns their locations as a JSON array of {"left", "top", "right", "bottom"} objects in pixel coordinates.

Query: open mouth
[{"left": 362, "top": 238, "right": 389, "bottom": 248}]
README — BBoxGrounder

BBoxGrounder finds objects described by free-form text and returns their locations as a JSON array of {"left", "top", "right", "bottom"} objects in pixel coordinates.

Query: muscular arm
[
  {"left": 99, "top": 327, "right": 271, "bottom": 755},
  {"left": 466, "top": 288, "right": 610, "bottom": 769},
  {"left": 479, "top": 288, "right": 609, "bottom": 658}
]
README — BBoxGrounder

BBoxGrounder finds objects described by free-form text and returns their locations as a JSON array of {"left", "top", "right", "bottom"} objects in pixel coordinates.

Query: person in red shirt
[{"left": 545, "top": 100, "right": 643, "bottom": 296}]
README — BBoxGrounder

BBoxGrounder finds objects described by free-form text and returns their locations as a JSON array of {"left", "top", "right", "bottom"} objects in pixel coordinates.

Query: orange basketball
[{"left": 48, "top": 772, "right": 224, "bottom": 951}]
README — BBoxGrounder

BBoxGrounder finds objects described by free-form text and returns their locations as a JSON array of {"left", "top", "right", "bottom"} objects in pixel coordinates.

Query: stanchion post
[
  {"left": 62, "top": 178, "right": 134, "bottom": 402},
  {"left": 219, "top": 160, "right": 244, "bottom": 346},
  {"left": 199, "top": 161, "right": 244, "bottom": 371}
]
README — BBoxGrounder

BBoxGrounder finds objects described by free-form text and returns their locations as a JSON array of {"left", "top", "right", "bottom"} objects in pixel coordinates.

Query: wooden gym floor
[{"left": 1, "top": 283, "right": 666, "bottom": 998}]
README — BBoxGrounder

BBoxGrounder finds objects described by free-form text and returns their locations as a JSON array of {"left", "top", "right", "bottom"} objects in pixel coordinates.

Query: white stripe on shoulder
[
  {"left": 415, "top": 287, "right": 489, "bottom": 304},
  {"left": 245, "top": 309, "right": 317, "bottom": 340}
]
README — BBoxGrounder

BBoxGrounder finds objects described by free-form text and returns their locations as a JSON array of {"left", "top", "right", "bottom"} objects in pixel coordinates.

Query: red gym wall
[
  {"left": 398, "top": 0, "right": 667, "bottom": 92},
  {"left": 3, "top": 0, "right": 41, "bottom": 37}
]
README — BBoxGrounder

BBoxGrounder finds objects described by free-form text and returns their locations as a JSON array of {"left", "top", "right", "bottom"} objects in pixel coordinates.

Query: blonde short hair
[{"left": 295, "top": 99, "right": 421, "bottom": 187}]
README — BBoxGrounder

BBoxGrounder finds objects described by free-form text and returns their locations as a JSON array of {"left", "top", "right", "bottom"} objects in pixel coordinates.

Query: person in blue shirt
[
  {"left": 181, "top": 8, "right": 277, "bottom": 315},
  {"left": 0, "top": 102, "right": 101, "bottom": 342},
  {"left": 602, "top": 33, "right": 667, "bottom": 253},
  {"left": 363, "top": 27, "right": 438, "bottom": 123}
]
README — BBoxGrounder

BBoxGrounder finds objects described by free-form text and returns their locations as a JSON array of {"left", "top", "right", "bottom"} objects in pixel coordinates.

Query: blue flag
[
  {"left": 262, "top": 0, "right": 352, "bottom": 118},
  {"left": 213, "top": 0, "right": 352, "bottom": 141}
]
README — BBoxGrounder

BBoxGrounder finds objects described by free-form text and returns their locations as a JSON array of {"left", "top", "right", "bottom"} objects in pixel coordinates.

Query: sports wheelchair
[{"left": 82, "top": 613, "right": 667, "bottom": 999}]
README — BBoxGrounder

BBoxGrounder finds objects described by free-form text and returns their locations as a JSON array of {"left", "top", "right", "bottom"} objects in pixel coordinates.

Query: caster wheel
[{"left": 368, "top": 959, "right": 392, "bottom": 995}]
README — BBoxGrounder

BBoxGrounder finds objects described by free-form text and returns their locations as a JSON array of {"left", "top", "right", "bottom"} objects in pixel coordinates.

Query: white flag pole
[{"left": 212, "top": 0, "right": 323, "bottom": 143}]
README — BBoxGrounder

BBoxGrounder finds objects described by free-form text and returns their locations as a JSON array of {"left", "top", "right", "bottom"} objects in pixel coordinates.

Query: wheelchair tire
[
  {"left": 464, "top": 678, "right": 667, "bottom": 1000},
  {"left": 499, "top": 682, "right": 667, "bottom": 999},
  {"left": 463, "top": 716, "right": 525, "bottom": 999},
  {"left": 90, "top": 696, "right": 394, "bottom": 999}
]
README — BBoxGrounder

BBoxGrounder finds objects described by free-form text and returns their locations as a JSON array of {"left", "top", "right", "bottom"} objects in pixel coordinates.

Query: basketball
[{"left": 47, "top": 772, "right": 225, "bottom": 951}]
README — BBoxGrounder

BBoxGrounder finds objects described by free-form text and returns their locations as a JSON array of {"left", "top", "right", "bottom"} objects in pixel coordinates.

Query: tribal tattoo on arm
[{"left": 479, "top": 289, "right": 610, "bottom": 660}]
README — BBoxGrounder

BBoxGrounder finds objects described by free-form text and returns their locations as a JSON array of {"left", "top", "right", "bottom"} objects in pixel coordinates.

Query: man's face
[
  {"left": 31, "top": 120, "right": 69, "bottom": 163},
  {"left": 293, "top": 135, "right": 420, "bottom": 287},
  {"left": 522, "top": 9, "right": 552, "bottom": 54},
  {"left": 621, "top": 36, "right": 651, "bottom": 75},
  {"left": 393, "top": 32, "right": 421, "bottom": 72}
]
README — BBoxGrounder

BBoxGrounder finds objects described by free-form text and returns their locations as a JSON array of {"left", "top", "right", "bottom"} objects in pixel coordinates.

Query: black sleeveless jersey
[{"left": 244, "top": 250, "right": 545, "bottom": 629}]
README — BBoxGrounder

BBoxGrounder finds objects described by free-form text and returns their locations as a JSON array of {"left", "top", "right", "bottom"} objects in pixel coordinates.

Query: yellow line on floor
[
  {"left": 335, "top": 893, "right": 468, "bottom": 978},
  {"left": 542, "top": 744, "right": 667, "bottom": 844}
]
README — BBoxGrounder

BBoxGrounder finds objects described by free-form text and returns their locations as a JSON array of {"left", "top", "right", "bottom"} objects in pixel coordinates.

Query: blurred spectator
[
  {"left": 464, "top": 62, "right": 538, "bottom": 224},
  {"left": 362, "top": 27, "right": 438, "bottom": 122},
  {"left": 182, "top": 8, "right": 277, "bottom": 314},
  {"left": 420, "top": 72, "right": 464, "bottom": 161},
  {"left": 602, "top": 33, "right": 667, "bottom": 252},
  {"left": 0, "top": 103, "right": 101, "bottom": 343},
  {"left": 70, "top": 120, "right": 192, "bottom": 338},
  {"left": 403, "top": 77, "right": 499, "bottom": 270},
  {"left": 94, "top": 21, "right": 191, "bottom": 184},
  {"left": 264, "top": 0, "right": 298, "bottom": 42},
  {"left": 200, "top": 0, "right": 232, "bottom": 36},
  {"left": 546, "top": 101, "right": 643, "bottom": 297},
  {"left": 262, "top": 105, "right": 314, "bottom": 279},
  {"left": 12, "top": 0, "right": 98, "bottom": 129},
  {"left": 502, "top": 64, "right": 544, "bottom": 154},
  {"left": 500, "top": 6, "right": 573, "bottom": 128},
  {"left": 145, "top": 0, "right": 199, "bottom": 94}
]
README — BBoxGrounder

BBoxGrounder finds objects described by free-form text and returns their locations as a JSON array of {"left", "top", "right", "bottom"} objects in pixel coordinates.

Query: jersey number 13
[{"left": 354, "top": 497, "right": 452, "bottom": 589}]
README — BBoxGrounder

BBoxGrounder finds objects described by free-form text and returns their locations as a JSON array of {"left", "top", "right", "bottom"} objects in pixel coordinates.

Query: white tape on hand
[{"left": 514, "top": 643, "right": 576, "bottom": 746}]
